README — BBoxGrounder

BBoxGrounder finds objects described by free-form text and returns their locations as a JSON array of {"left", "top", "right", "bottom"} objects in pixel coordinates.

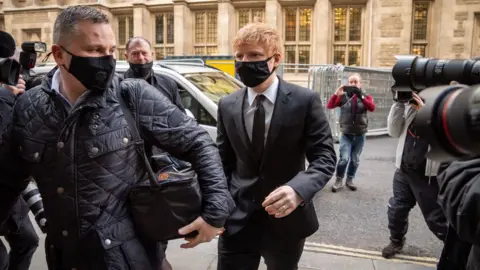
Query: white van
[{"left": 32, "top": 60, "right": 244, "bottom": 142}]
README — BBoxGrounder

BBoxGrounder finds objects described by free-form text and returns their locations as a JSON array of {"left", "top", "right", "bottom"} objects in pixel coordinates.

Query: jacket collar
[
  {"left": 39, "top": 66, "right": 112, "bottom": 109},
  {"left": 124, "top": 68, "right": 154, "bottom": 84}
]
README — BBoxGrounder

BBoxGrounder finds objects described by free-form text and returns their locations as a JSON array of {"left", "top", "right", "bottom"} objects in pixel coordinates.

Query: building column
[
  {"left": 0, "top": 16, "right": 4, "bottom": 31},
  {"left": 312, "top": 0, "right": 330, "bottom": 64},
  {"left": 133, "top": 3, "right": 153, "bottom": 39},
  {"left": 217, "top": 1, "right": 235, "bottom": 55},
  {"left": 370, "top": 0, "right": 413, "bottom": 67},
  {"left": 173, "top": 1, "right": 192, "bottom": 55},
  {"left": 265, "top": 0, "right": 282, "bottom": 33}
]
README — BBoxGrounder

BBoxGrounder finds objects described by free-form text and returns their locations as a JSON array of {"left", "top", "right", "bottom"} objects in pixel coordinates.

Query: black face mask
[
  {"left": 235, "top": 56, "right": 276, "bottom": 88},
  {"left": 129, "top": 62, "right": 153, "bottom": 79},
  {"left": 61, "top": 46, "right": 116, "bottom": 92}
]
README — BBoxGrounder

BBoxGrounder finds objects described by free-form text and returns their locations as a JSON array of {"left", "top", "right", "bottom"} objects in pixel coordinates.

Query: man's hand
[
  {"left": 411, "top": 92, "right": 424, "bottom": 111},
  {"left": 178, "top": 217, "right": 224, "bottom": 249},
  {"left": 335, "top": 86, "right": 344, "bottom": 96},
  {"left": 2, "top": 75, "right": 26, "bottom": 96},
  {"left": 262, "top": 186, "right": 304, "bottom": 218}
]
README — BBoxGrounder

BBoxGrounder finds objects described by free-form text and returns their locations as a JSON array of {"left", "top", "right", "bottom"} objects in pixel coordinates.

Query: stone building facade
[{"left": 0, "top": 0, "right": 480, "bottom": 68}]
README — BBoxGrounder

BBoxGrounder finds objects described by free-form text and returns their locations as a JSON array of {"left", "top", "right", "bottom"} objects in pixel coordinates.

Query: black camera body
[
  {"left": 392, "top": 55, "right": 480, "bottom": 162},
  {"left": 0, "top": 41, "right": 47, "bottom": 87},
  {"left": 343, "top": 86, "right": 361, "bottom": 97}
]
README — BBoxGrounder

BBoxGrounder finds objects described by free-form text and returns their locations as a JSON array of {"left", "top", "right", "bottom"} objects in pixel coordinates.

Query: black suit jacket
[{"left": 217, "top": 77, "right": 337, "bottom": 240}]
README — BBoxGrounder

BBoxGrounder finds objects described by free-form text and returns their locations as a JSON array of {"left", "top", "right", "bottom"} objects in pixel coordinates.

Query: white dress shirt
[
  {"left": 51, "top": 69, "right": 90, "bottom": 112},
  {"left": 243, "top": 76, "right": 279, "bottom": 143}
]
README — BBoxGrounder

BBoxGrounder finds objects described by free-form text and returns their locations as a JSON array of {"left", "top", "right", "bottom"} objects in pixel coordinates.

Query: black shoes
[{"left": 381, "top": 239, "right": 405, "bottom": 259}]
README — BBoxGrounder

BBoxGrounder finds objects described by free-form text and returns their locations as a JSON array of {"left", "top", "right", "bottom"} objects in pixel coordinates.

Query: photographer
[
  {"left": 381, "top": 91, "right": 447, "bottom": 258},
  {"left": 436, "top": 158, "right": 480, "bottom": 269},
  {"left": 327, "top": 73, "right": 376, "bottom": 192}
]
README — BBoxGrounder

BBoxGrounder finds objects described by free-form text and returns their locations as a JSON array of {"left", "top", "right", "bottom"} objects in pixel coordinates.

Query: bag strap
[{"left": 117, "top": 89, "right": 160, "bottom": 188}]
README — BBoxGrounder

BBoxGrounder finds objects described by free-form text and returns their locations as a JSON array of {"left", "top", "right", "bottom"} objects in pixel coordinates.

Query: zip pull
[{"left": 413, "top": 140, "right": 416, "bottom": 148}]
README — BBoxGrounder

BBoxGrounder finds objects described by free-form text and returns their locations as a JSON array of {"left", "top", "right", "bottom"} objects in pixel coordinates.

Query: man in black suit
[{"left": 216, "top": 22, "right": 337, "bottom": 270}]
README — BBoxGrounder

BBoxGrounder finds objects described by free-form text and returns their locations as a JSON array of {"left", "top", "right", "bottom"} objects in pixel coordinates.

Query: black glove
[{"left": 355, "top": 89, "right": 365, "bottom": 100}]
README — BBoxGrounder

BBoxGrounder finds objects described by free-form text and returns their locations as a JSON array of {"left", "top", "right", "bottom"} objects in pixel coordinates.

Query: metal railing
[{"left": 307, "top": 65, "right": 395, "bottom": 141}]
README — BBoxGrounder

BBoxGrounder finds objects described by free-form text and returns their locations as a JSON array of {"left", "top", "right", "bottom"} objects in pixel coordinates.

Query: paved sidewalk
[{"left": 166, "top": 239, "right": 437, "bottom": 270}]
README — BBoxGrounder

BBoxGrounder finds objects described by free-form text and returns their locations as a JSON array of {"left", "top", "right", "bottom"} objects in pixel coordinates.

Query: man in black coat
[
  {"left": 0, "top": 6, "right": 234, "bottom": 270},
  {"left": 0, "top": 79, "right": 41, "bottom": 270},
  {"left": 122, "top": 36, "right": 185, "bottom": 112},
  {"left": 216, "top": 23, "right": 336, "bottom": 270}
]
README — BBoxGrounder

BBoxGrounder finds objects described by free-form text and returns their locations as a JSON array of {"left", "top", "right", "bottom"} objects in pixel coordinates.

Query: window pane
[
  {"left": 118, "top": 48, "right": 126, "bottom": 60},
  {"left": 333, "top": 45, "right": 346, "bottom": 65},
  {"left": 252, "top": 9, "right": 264, "bottom": 23},
  {"left": 348, "top": 45, "right": 361, "bottom": 66},
  {"left": 284, "top": 45, "right": 296, "bottom": 65},
  {"left": 195, "top": 13, "right": 205, "bottom": 43},
  {"left": 298, "top": 45, "right": 310, "bottom": 73},
  {"left": 207, "top": 46, "right": 217, "bottom": 55},
  {"left": 128, "top": 16, "right": 134, "bottom": 40},
  {"left": 238, "top": 9, "right": 249, "bottom": 29},
  {"left": 155, "top": 15, "right": 164, "bottom": 44},
  {"left": 167, "top": 13, "right": 174, "bottom": 44},
  {"left": 285, "top": 8, "right": 296, "bottom": 42},
  {"left": 155, "top": 47, "right": 165, "bottom": 59},
  {"left": 413, "top": 3, "right": 429, "bottom": 40},
  {"left": 166, "top": 47, "right": 174, "bottom": 56},
  {"left": 334, "top": 8, "right": 347, "bottom": 42},
  {"left": 118, "top": 17, "right": 126, "bottom": 44},
  {"left": 195, "top": 47, "right": 205, "bottom": 55},
  {"left": 411, "top": 44, "right": 426, "bottom": 56},
  {"left": 349, "top": 7, "right": 362, "bottom": 41},
  {"left": 207, "top": 12, "right": 217, "bottom": 43},
  {"left": 299, "top": 8, "right": 311, "bottom": 42}
]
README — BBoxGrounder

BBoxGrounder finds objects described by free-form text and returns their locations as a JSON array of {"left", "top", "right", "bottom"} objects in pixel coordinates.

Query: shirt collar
[
  {"left": 247, "top": 76, "right": 279, "bottom": 107},
  {"left": 51, "top": 68, "right": 61, "bottom": 94}
]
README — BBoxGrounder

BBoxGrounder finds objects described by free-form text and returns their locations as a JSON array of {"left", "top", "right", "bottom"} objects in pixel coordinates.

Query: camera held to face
[
  {"left": 392, "top": 55, "right": 480, "bottom": 162},
  {"left": 0, "top": 40, "right": 47, "bottom": 87}
]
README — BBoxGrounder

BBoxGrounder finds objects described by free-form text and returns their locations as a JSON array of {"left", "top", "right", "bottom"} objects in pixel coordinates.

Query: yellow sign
[{"left": 205, "top": 59, "right": 236, "bottom": 77}]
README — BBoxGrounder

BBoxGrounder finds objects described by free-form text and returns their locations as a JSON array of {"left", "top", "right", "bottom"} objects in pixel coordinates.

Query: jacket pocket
[
  {"left": 19, "top": 137, "right": 47, "bottom": 163},
  {"left": 84, "top": 127, "right": 134, "bottom": 159},
  {"left": 95, "top": 217, "right": 151, "bottom": 270}
]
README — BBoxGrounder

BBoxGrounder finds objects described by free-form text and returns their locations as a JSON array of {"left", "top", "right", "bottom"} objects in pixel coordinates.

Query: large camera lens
[
  {"left": 415, "top": 84, "right": 480, "bottom": 161},
  {"left": 393, "top": 55, "right": 480, "bottom": 94}
]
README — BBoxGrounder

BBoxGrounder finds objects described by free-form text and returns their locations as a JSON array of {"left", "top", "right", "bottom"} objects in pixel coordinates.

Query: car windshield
[{"left": 183, "top": 72, "right": 242, "bottom": 104}]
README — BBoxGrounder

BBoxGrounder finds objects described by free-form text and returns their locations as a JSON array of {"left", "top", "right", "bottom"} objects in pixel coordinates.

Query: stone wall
[
  {"left": 2, "top": 0, "right": 480, "bottom": 67},
  {"left": 371, "top": 0, "right": 412, "bottom": 67}
]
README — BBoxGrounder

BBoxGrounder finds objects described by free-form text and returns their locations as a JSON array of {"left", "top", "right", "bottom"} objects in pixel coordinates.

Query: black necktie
[{"left": 252, "top": 95, "right": 266, "bottom": 161}]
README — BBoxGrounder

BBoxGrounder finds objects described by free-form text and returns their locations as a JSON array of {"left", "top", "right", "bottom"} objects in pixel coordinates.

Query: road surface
[
  {"left": 8, "top": 136, "right": 443, "bottom": 269},
  {"left": 308, "top": 135, "right": 443, "bottom": 258}
]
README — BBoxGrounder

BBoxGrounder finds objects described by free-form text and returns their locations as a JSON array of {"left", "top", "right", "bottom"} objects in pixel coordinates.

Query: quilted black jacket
[
  {"left": 123, "top": 68, "right": 186, "bottom": 113},
  {"left": 0, "top": 87, "right": 30, "bottom": 235},
  {"left": 0, "top": 67, "right": 234, "bottom": 269}
]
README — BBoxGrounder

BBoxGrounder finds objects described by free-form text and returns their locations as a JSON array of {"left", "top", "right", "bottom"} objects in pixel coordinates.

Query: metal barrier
[
  {"left": 277, "top": 64, "right": 331, "bottom": 88},
  {"left": 308, "top": 65, "right": 395, "bottom": 141}
]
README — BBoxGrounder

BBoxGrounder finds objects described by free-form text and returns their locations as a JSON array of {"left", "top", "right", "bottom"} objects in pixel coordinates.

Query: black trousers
[
  {"left": 0, "top": 216, "right": 39, "bottom": 270},
  {"left": 217, "top": 210, "right": 305, "bottom": 270},
  {"left": 387, "top": 168, "right": 447, "bottom": 242}
]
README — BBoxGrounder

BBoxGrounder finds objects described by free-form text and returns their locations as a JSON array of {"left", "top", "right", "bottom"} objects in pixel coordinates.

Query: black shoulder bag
[{"left": 118, "top": 91, "right": 201, "bottom": 241}]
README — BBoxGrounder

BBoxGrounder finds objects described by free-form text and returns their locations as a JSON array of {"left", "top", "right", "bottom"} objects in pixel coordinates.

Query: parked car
[{"left": 31, "top": 60, "right": 244, "bottom": 141}]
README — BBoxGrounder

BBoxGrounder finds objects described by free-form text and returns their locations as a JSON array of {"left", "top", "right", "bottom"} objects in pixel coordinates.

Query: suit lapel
[
  {"left": 261, "top": 79, "right": 291, "bottom": 168},
  {"left": 231, "top": 88, "right": 257, "bottom": 162}
]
